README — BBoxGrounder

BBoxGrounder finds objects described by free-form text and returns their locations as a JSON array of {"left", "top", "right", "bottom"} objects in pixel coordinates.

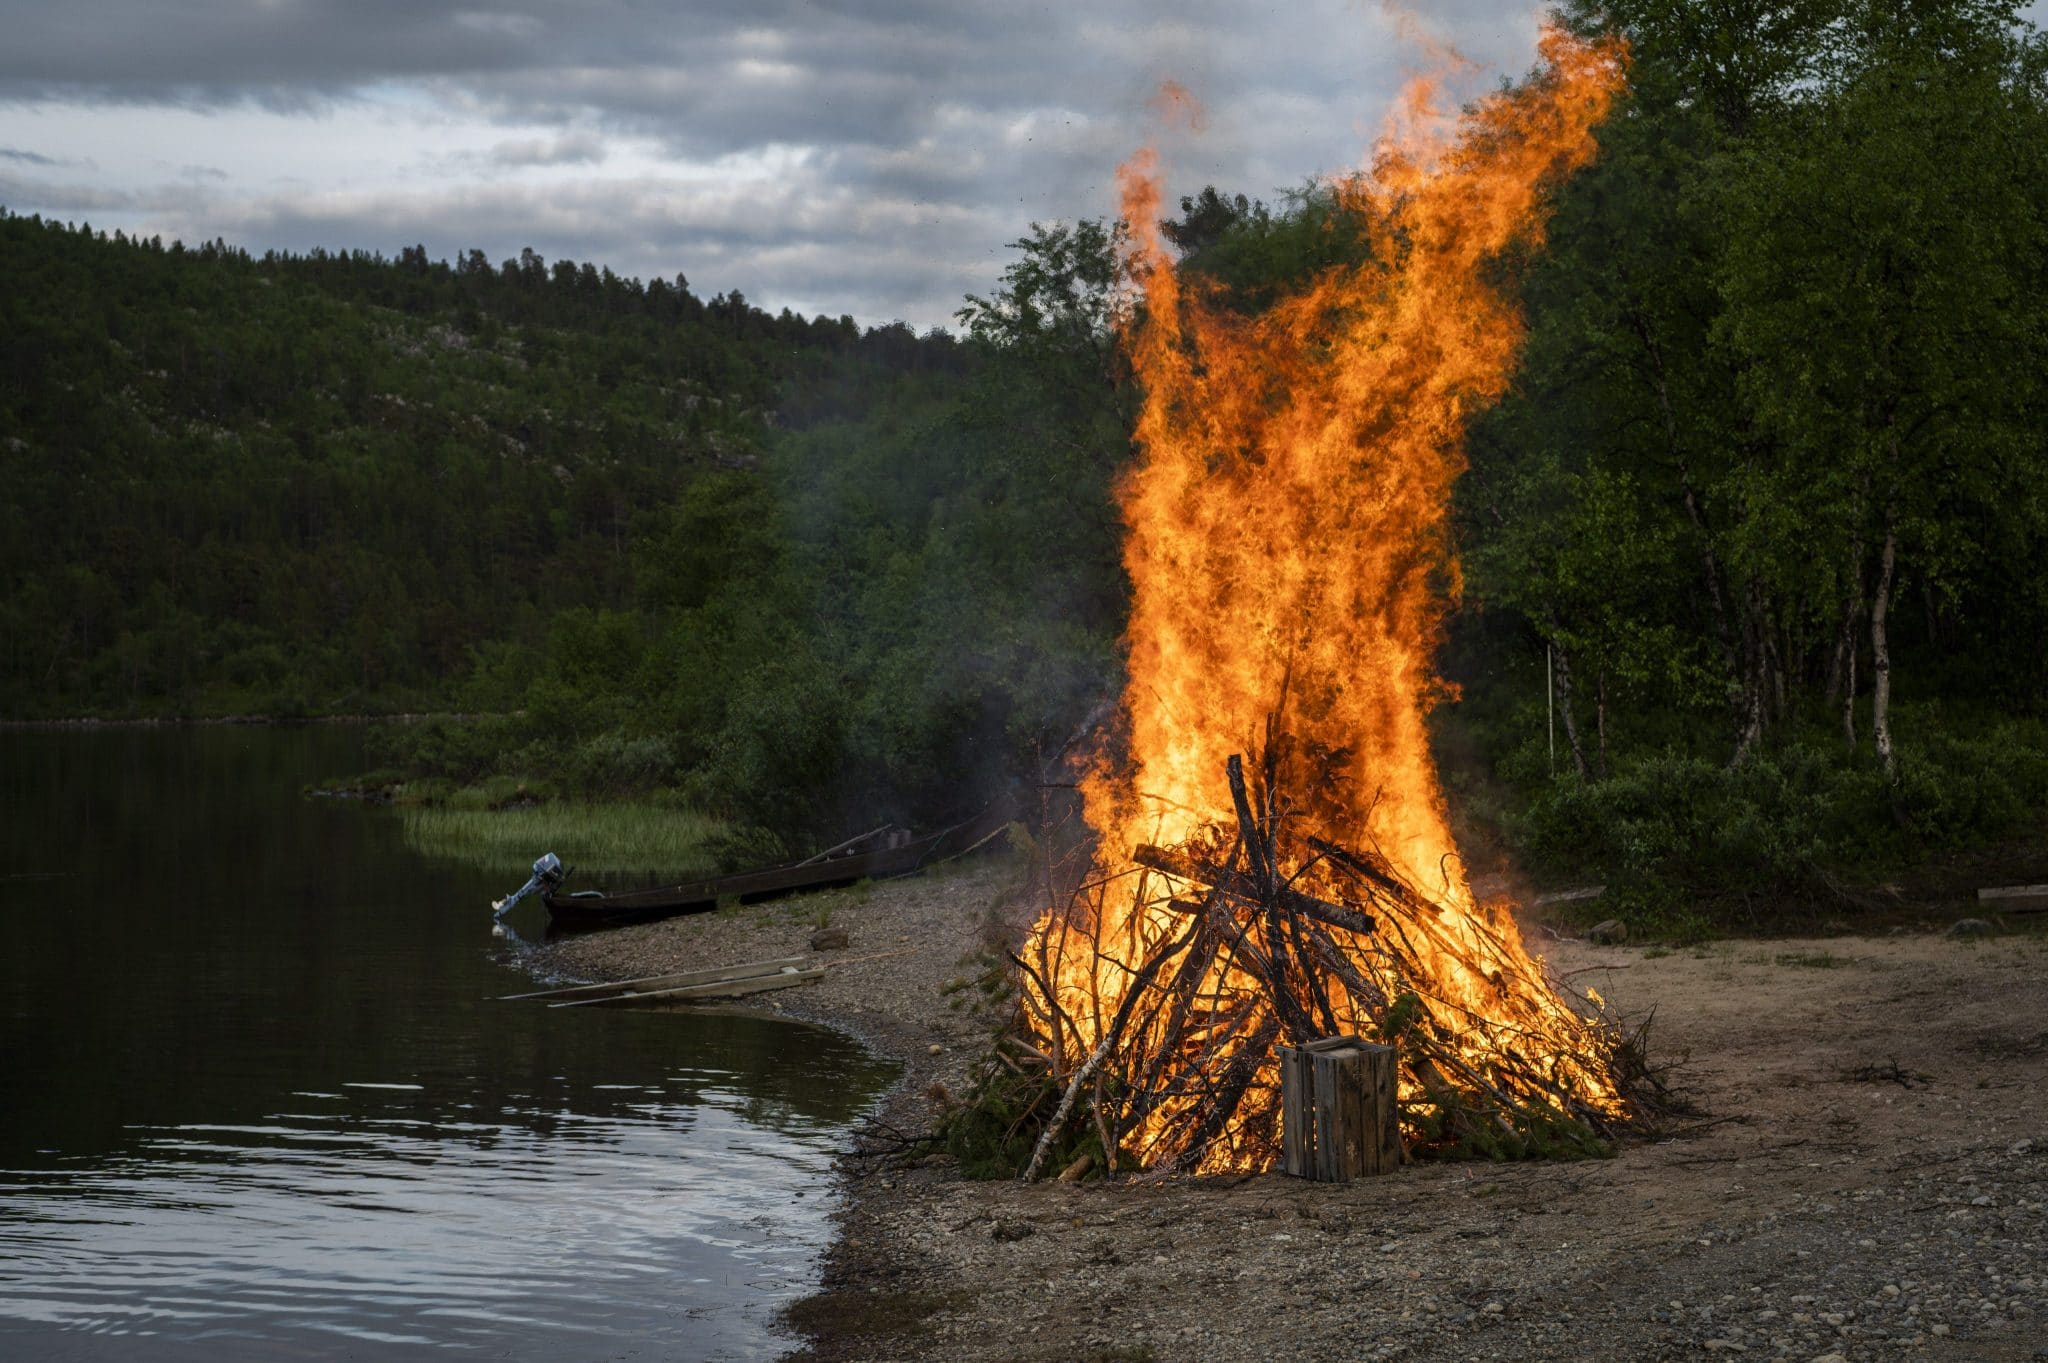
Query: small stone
[
  {"left": 1702, "top": 1340, "right": 1747, "bottom": 1352},
  {"left": 1945, "top": 917, "right": 1993, "bottom": 938},
  {"left": 1930, "top": 1324, "right": 1950, "bottom": 1337},
  {"left": 1808, "top": 1354, "right": 1848, "bottom": 1363},
  {"left": 1588, "top": 918, "right": 1629, "bottom": 945},
  {"left": 928, "top": 1043, "right": 945, "bottom": 1055},
  {"left": 809, "top": 926, "right": 850, "bottom": 951},
  {"left": 990, "top": 1219, "right": 1035, "bottom": 1242},
  {"left": 1481, "top": 1301, "right": 1504, "bottom": 1315},
  {"left": 2011, "top": 1138, "right": 2035, "bottom": 1155}
]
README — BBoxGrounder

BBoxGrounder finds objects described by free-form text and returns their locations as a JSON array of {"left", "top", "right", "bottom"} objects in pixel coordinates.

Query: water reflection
[{"left": 0, "top": 729, "right": 895, "bottom": 1360}]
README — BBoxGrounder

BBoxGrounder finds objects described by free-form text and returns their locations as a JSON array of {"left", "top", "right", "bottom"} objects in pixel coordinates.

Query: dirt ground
[{"left": 538, "top": 863, "right": 2048, "bottom": 1363}]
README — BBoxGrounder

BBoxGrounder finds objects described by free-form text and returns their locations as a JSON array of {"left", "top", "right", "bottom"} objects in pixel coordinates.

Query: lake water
[{"left": 0, "top": 727, "right": 896, "bottom": 1361}]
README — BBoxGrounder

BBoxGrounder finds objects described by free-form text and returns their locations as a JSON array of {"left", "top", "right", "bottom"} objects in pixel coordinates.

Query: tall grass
[{"left": 401, "top": 802, "right": 729, "bottom": 879}]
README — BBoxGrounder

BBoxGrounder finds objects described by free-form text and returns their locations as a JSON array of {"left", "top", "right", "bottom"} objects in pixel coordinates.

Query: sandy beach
[{"left": 536, "top": 860, "right": 2048, "bottom": 1363}]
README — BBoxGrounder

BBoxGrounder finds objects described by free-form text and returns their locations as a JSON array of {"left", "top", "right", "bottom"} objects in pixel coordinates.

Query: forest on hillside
[{"left": 5, "top": 0, "right": 2047, "bottom": 925}]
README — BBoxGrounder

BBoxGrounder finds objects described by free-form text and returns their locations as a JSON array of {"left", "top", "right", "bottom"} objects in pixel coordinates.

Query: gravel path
[{"left": 535, "top": 867, "right": 2048, "bottom": 1363}]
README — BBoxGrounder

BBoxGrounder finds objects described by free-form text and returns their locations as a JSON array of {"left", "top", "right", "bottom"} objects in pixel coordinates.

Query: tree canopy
[{"left": 8, "top": 0, "right": 2048, "bottom": 911}]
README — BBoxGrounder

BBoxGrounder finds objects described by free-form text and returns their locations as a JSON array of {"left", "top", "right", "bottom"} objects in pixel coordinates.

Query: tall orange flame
[{"left": 1025, "top": 24, "right": 1628, "bottom": 1172}]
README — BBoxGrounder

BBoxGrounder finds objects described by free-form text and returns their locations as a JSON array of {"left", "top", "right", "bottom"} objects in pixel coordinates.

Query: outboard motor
[{"left": 493, "top": 852, "right": 564, "bottom": 918}]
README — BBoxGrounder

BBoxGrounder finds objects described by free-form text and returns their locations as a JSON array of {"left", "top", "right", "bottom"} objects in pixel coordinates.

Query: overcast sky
[{"left": 2, "top": 2, "right": 2040, "bottom": 330}]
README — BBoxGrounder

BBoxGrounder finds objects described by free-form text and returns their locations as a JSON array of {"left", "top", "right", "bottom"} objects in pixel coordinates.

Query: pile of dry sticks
[{"left": 1009, "top": 751, "right": 1643, "bottom": 1180}]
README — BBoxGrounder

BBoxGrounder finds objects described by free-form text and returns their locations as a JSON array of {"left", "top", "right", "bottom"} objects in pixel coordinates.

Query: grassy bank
[{"left": 400, "top": 801, "right": 729, "bottom": 880}]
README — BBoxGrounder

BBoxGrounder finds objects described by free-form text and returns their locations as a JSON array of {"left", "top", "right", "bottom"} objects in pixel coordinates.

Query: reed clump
[{"left": 401, "top": 801, "right": 728, "bottom": 878}]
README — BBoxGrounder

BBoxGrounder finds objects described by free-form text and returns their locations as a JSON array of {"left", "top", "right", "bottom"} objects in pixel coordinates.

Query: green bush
[
  {"left": 564, "top": 732, "right": 677, "bottom": 793},
  {"left": 1508, "top": 715, "right": 2048, "bottom": 931}
]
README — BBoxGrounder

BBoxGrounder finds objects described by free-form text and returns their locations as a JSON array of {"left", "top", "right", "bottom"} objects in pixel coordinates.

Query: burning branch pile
[
  {"left": 1001, "top": 746, "right": 1634, "bottom": 1180},
  {"left": 964, "top": 25, "right": 1640, "bottom": 1179}
]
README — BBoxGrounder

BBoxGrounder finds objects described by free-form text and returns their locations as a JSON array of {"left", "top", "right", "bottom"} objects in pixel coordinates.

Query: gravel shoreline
[
  {"left": 533, "top": 855, "right": 1029, "bottom": 1100},
  {"left": 535, "top": 865, "right": 2048, "bottom": 1363}
]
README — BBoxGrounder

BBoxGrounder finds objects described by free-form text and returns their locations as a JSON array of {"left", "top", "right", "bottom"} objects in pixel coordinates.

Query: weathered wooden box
[{"left": 1279, "top": 1035, "right": 1401, "bottom": 1180}]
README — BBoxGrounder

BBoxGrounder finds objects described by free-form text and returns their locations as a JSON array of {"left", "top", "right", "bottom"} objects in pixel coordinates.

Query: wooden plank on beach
[
  {"left": 498, "top": 956, "right": 808, "bottom": 1002},
  {"left": 549, "top": 967, "right": 825, "bottom": 1008},
  {"left": 1977, "top": 885, "right": 2048, "bottom": 911}
]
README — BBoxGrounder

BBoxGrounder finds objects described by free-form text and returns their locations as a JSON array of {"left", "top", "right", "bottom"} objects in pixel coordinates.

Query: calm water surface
[{"left": 0, "top": 728, "right": 896, "bottom": 1360}]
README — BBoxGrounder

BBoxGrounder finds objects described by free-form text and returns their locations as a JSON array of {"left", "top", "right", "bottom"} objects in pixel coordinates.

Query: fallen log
[{"left": 1533, "top": 885, "right": 1608, "bottom": 908}]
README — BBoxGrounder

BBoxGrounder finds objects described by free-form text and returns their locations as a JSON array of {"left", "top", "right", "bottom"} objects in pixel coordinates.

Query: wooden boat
[{"left": 540, "top": 797, "right": 1012, "bottom": 932}]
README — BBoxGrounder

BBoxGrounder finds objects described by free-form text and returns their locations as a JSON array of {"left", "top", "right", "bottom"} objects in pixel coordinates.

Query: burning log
[{"left": 1133, "top": 844, "right": 1377, "bottom": 937}]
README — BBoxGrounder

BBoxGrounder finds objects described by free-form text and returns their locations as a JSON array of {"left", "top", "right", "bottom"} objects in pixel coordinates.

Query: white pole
[{"left": 1547, "top": 643, "right": 1555, "bottom": 773}]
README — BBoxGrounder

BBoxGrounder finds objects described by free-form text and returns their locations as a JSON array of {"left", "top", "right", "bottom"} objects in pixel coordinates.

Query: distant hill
[
  {"left": 0, "top": 210, "right": 1125, "bottom": 843},
  {"left": 0, "top": 212, "right": 954, "bottom": 719},
  {"left": 14, "top": 0, "right": 2043, "bottom": 904}
]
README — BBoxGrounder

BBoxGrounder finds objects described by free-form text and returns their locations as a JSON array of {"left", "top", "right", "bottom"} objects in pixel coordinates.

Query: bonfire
[{"left": 997, "top": 26, "right": 1645, "bottom": 1180}]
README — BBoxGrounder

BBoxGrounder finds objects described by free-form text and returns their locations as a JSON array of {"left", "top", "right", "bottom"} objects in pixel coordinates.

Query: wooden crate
[{"left": 1280, "top": 1035, "right": 1400, "bottom": 1181}]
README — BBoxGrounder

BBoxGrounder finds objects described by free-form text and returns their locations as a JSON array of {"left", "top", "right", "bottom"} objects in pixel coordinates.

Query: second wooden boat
[{"left": 540, "top": 798, "right": 1011, "bottom": 932}]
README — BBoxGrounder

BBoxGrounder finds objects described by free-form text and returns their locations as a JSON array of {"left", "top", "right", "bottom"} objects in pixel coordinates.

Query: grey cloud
[
  {"left": 0, "top": 173, "right": 140, "bottom": 212},
  {"left": 0, "top": 146, "right": 63, "bottom": 165},
  {"left": 488, "top": 132, "right": 607, "bottom": 166},
  {"left": 0, "top": 172, "right": 242, "bottom": 224},
  {"left": 0, "top": 0, "right": 1022, "bottom": 103},
  {"left": 0, "top": 0, "right": 1588, "bottom": 325},
  {"left": 77, "top": 169, "right": 1002, "bottom": 322},
  {"left": 0, "top": 0, "right": 547, "bottom": 100}
]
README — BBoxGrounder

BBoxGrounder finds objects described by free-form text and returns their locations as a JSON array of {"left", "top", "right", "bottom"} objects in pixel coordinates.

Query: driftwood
[
  {"left": 498, "top": 956, "right": 807, "bottom": 1002},
  {"left": 549, "top": 967, "right": 823, "bottom": 1008}
]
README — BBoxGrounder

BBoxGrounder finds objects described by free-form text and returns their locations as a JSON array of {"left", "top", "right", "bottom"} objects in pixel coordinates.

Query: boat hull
[{"left": 541, "top": 800, "right": 1010, "bottom": 932}]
